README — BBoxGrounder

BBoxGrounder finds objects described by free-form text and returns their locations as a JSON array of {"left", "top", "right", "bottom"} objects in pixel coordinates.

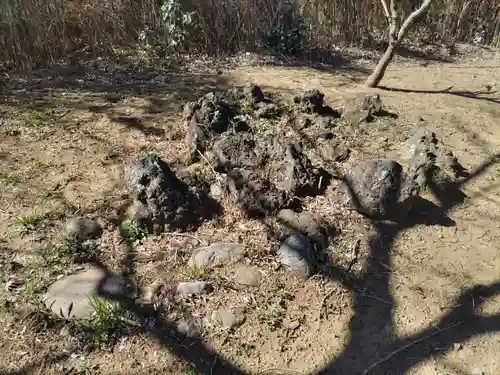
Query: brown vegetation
[{"left": 0, "top": 0, "right": 499, "bottom": 69}]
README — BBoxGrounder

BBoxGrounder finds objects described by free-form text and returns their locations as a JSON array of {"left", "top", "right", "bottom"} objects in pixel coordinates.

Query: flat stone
[
  {"left": 177, "top": 281, "right": 210, "bottom": 295},
  {"left": 188, "top": 243, "right": 246, "bottom": 269},
  {"left": 176, "top": 319, "right": 202, "bottom": 338},
  {"left": 211, "top": 308, "right": 246, "bottom": 329},
  {"left": 233, "top": 265, "right": 261, "bottom": 286},
  {"left": 278, "top": 233, "right": 315, "bottom": 279},
  {"left": 65, "top": 216, "right": 102, "bottom": 240},
  {"left": 44, "top": 267, "right": 128, "bottom": 319}
]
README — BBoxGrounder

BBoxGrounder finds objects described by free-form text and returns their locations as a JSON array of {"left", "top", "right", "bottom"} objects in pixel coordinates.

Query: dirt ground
[{"left": 1, "top": 47, "right": 500, "bottom": 375}]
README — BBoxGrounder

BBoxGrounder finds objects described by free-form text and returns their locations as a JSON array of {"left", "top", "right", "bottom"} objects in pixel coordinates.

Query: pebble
[
  {"left": 65, "top": 216, "right": 102, "bottom": 241},
  {"left": 177, "top": 281, "right": 210, "bottom": 295},
  {"left": 210, "top": 308, "right": 246, "bottom": 329},
  {"left": 233, "top": 265, "right": 262, "bottom": 286},
  {"left": 278, "top": 233, "right": 315, "bottom": 279},
  {"left": 188, "top": 243, "right": 246, "bottom": 269}
]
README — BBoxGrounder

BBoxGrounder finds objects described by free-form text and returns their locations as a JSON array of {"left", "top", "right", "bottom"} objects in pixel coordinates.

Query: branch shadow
[
  {"left": 378, "top": 85, "right": 500, "bottom": 105},
  {"left": 3, "top": 77, "right": 500, "bottom": 375},
  {"left": 0, "top": 61, "right": 230, "bottom": 137}
]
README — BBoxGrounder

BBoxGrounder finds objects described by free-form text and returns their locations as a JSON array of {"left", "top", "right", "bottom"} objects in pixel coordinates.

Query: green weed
[
  {"left": 0, "top": 169, "right": 21, "bottom": 185},
  {"left": 16, "top": 213, "right": 45, "bottom": 231},
  {"left": 119, "top": 219, "right": 145, "bottom": 245},
  {"left": 70, "top": 296, "right": 128, "bottom": 347}
]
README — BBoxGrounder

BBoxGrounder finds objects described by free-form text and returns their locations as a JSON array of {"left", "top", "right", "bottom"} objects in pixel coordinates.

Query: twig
[
  {"left": 319, "top": 288, "right": 337, "bottom": 319},
  {"left": 57, "top": 109, "right": 71, "bottom": 119},
  {"left": 197, "top": 149, "right": 217, "bottom": 175},
  {"left": 361, "top": 293, "right": 393, "bottom": 306},
  {"left": 361, "top": 321, "right": 464, "bottom": 375},
  {"left": 258, "top": 369, "right": 302, "bottom": 375}
]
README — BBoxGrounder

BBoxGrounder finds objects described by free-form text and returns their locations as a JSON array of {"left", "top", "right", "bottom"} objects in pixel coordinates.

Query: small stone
[
  {"left": 176, "top": 319, "right": 202, "bottom": 338},
  {"left": 342, "top": 92, "right": 383, "bottom": 125},
  {"left": 188, "top": 243, "right": 246, "bottom": 269},
  {"left": 44, "top": 267, "right": 128, "bottom": 319},
  {"left": 177, "top": 281, "right": 210, "bottom": 295},
  {"left": 211, "top": 308, "right": 246, "bottom": 329},
  {"left": 65, "top": 216, "right": 102, "bottom": 241},
  {"left": 453, "top": 342, "right": 463, "bottom": 351},
  {"left": 293, "top": 89, "right": 325, "bottom": 113},
  {"left": 210, "top": 181, "right": 224, "bottom": 199},
  {"left": 278, "top": 233, "right": 315, "bottom": 279},
  {"left": 233, "top": 265, "right": 261, "bottom": 286},
  {"left": 277, "top": 209, "right": 330, "bottom": 249},
  {"left": 471, "top": 368, "right": 484, "bottom": 375}
]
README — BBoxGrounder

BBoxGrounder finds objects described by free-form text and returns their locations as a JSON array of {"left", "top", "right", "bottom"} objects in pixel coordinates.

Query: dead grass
[{"left": 1, "top": 52, "right": 500, "bottom": 375}]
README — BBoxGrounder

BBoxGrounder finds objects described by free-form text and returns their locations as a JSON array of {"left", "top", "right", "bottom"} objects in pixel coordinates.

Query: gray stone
[
  {"left": 233, "top": 265, "right": 261, "bottom": 286},
  {"left": 65, "top": 216, "right": 102, "bottom": 240},
  {"left": 177, "top": 281, "right": 210, "bottom": 295},
  {"left": 342, "top": 92, "right": 383, "bottom": 125},
  {"left": 123, "top": 154, "right": 207, "bottom": 231},
  {"left": 408, "top": 128, "right": 469, "bottom": 186},
  {"left": 176, "top": 319, "right": 202, "bottom": 338},
  {"left": 188, "top": 243, "right": 246, "bottom": 269},
  {"left": 277, "top": 209, "right": 330, "bottom": 249},
  {"left": 293, "top": 89, "right": 324, "bottom": 113},
  {"left": 211, "top": 308, "right": 246, "bottom": 329},
  {"left": 44, "top": 267, "right": 128, "bottom": 319},
  {"left": 278, "top": 233, "right": 315, "bottom": 279},
  {"left": 343, "top": 159, "right": 406, "bottom": 218}
]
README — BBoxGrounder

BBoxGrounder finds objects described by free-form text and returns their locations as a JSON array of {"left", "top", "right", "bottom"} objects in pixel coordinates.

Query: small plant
[
  {"left": 33, "top": 159, "right": 56, "bottom": 171},
  {"left": 183, "top": 265, "right": 206, "bottom": 280},
  {"left": 21, "top": 271, "right": 44, "bottom": 303},
  {"left": 254, "top": 119, "right": 273, "bottom": 133},
  {"left": 138, "top": 0, "right": 195, "bottom": 58},
  {"left": 262, "top": 0, "right": 306, "bottom": 56},
  {"left": 71, "top": 296, "right": 128, "bottom": 347},
  {"left": 0, "top": 168, "right": 21, "bottom": 185},
  {"left": 119, "top": 219, "right": 145, "bottom": 245},
  {"left": 258, "top": 283, "right": 295, "bottom": 331},
  {"left": 39, "top": 236, "right": 98, "bottom": 269},
  {"left": 16, "top": 213, "right": 44, "bottom": 231}
]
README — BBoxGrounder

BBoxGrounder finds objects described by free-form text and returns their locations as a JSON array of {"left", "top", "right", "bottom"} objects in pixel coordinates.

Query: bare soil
[{"left": 1, "top": 49, "right": 500, "bottom": 375}]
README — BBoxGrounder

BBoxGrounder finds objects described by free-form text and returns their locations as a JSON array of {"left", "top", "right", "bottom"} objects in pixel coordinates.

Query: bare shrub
[{"left": 0, "top": 0, "right": 499, "bottom": 69}]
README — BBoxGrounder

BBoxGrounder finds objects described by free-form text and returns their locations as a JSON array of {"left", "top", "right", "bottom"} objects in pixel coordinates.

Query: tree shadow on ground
[
  {"left": 246, "top": 49, "right": 372, "bottom": 84},
  {"left": 372, "top": 41, "right": 454, "bottom": 63},
  {"left": 0, "top": 62, "right": 230, "bottom": 137},
  {"left": 378, "top": 85, "right": 500, "bottom": 105},
  {"left": 253, "top": 40, "right": 453, "bottom": 79},
  {"left": 2, "top": 72, "right": 500, "bottom": 375},
  {"left": 5, "top": 153, "right": 497, "bottom": 375}
]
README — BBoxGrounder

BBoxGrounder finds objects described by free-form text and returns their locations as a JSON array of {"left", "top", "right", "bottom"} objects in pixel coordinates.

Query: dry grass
[
  {"left": 1, "top": 50, "right": 500, "bottom": 375},
  {"left": 0, "top": 0, "right": 499, "bottom": 69}
]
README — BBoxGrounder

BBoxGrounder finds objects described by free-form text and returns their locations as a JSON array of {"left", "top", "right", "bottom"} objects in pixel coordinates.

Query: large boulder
[
  {"left": 124, "top": 154, "right": 213, "bottom": 231},
  {"left": 183, "top": 92, "right": 235, "bottom": 164},
  {"left": 343, "top": 159, "right": 417, "bottom": 218}
]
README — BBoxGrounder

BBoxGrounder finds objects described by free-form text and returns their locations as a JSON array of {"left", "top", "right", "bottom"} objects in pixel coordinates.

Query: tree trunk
[
  {"left": 365, "top": 42, "right": 397, "bottom": 88},
  {"left": 364, "top": 0, "right": 433, "bottom": 88}
]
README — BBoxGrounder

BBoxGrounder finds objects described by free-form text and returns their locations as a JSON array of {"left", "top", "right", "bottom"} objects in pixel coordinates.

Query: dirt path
[{"left": 1, "top": 54, "right": 499, "bottom": 375}]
